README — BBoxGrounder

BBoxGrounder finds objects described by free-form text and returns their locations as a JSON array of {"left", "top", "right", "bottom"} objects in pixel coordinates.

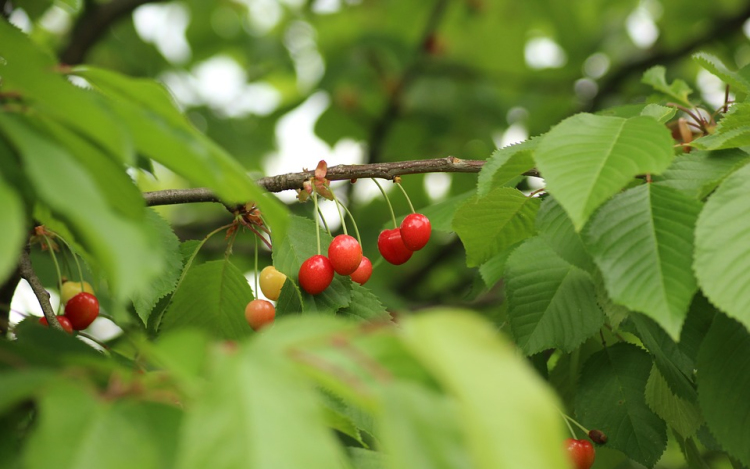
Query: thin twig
[{"left": 143, "top": 156, "right": 511, "bottom": 206}]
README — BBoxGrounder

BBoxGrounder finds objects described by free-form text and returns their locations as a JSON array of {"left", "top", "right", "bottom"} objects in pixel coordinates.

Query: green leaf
[
  {"left": 535, "top": 113, "right": 674, "bottom": 230},
  {"left": 131, "top": 210, "right": 183, "bottom": 325},
  {"left": 505, "top": 237, "right": 604, "bottom": 355},
  {"left": 593, "top": 268, "right": 629, "bottom": 330},
  {"left": 0, "top": 21, "right": 131, "bottom": 163},
  {"left": 478, "top": 248, "right": 513, "bottom": 287},
  {"left": 176, "top": 345, "right": 350, "bottom": 469},
  {"left": 275, "top": 278, "right": 305, "bottom": 317},
  {"left": 24, "top": 381, "right": 181, "bottom": 469},
  {"left": 575, "top": 343, "right": 668, "bottom": 467},
  {"left": 378, "top": 382, "right": 472, "bottom": 469},
  {"left": 477, "top": 139, "right": 537, "bottom": 197},
  {"left": 273, "top": 215, "right": 352, "bottom": 314},
  {"left": 0, "top": 113, "right": 163, "bottom": 302},
  {"left": 694, "top": 163, "right": 750, "bottom": 330},
  {"left": 697, "top": 313, "right": 750, "bottom": 467},
  {"left": 34, "top": 115, "right": 145, "bottom": 220},
  {"left": 645, "top": 365, "right": 703, "bottom": 438},
  {"left": 453, "top": 187, "right": 540, "bottom": 267},
  {"left": 641, "top": 104, "right": 677, "bottom": 124},
  {"left": 641, "top": 66, "right": 693, "bottom": 106},
  {"left": 0, "top": 176, "right": 26, "bottom": 284},
  {"left": 418, "top": 190, "right": 473, "bottom": 233},
  {"left": 348, "top": 448, "right": 386, "bottom": 469},
  {"left": 629, "top": 313, "right": 697, "bottom": 401},
  {"left": 338, "top": 283, "right": 390, "bottom": 321},
  {"left": 652, "top": 149, "right": 750, "bottom": 199},
  {"left": 71, "top": 66, "right": 288, "bottom": 242},
  {"left": 400, "top": 310, "right": 569, "bottom": 469},
  {"left": 693, "top": 53, "right": 750, "bottom": 95},
  {"left": 160, "top": 259, "right": 254, "bottom": 340},
  {"left": 536, "top": 196, "right": 594, "bottom": 271},
  {"left": 584, "top": 184, "right": 701, "bottom": 339},
  {"left": 692, "top": 103, "right": 750, "bottom": 150},
  {"left": 679, "top": 294, "right": 717, "bottom": 364}
]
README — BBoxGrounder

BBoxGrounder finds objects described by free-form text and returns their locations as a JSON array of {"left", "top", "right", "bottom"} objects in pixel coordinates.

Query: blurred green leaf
[
  {"left": 0, "top": 113, "right": 162, "bottom": 302},
  {"left": 24, "top": 381, "right": 182, "bottom": 469},
  {"left": 0, "top": 176, "right": 26, "bottom": 284},
  {"left": 400, "top": 310, "right": 569, "bottom": 469},
  {"left": 378, "top": 382, "right": 471, "bottom": 469},
  {"left": 176, "top": 344, "right": 351, "bottom": 469}
]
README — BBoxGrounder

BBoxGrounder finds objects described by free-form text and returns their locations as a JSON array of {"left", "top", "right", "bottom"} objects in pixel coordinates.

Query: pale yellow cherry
[
  {"left": 60, "top": 281, "right": 94, "bottom": 305},
  {"left": 259, "top": 266, "right": 286, "bottom": 301}
]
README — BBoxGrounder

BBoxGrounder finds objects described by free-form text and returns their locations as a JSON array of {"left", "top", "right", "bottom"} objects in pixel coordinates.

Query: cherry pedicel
[
  {"left": 400, "top": 213, "right": 431, "bottom": 251},
  {"left": 350, "top": 256, "right": 372, "bottom": 285},
  {"left": 299, "top": 254, "right": 335, "bottom": 295},
  {"left": 245, "top": 299, "right": 276, "bottom": 331},
  {"left": 377, "top": 228, "right": 413, "bottom": 265},
  {"left": 328, "top": 234, "right": 363, "bottom": 276},
  {"left": 64, "top": 292, "right": 100, "bottom": 330},
  {"left": 564, "top": 438, "right": 595, "bottom": 469},
  {"left": 39, "top": 316, "right": 74, "bottom": 334}
]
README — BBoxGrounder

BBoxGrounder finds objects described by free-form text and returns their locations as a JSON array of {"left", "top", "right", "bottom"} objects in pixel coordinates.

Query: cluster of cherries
[{"left": 39, "top": 280, "right": 100, "bottom": 334}]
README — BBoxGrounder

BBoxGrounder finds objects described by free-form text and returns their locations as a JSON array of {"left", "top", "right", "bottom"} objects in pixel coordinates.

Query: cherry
[
  {"left": 377, "top": 229, "right": 413, "bottom": 265},
  {"left": 299, "top": 255, "right": 335, "bottom": 295},
  {"left": 350, "top": 256, "right": 373, "bottom": 285},
  {"left": 39, "top": 316, "right": 74, "bottom": 334},
  {"left": 245, "top": 299, "right": 276, "bottom": 331},
  {"left": 60, "top": 280, "right": 94, "bottom": 305},
  {"left": 328, "top": 234, "right": 363, "bottom": 275},
  {"left": 259, "top": 265, "right": 287, "bottom": 301},
  {"left": 63, "top": 292, "right": 99, "bottom": 330},
  {"left": 400, "top": 213, "right": 431, "bottom": 251},
  {"left": 564, "top": 438, "right": 595, "bottom": 469}
]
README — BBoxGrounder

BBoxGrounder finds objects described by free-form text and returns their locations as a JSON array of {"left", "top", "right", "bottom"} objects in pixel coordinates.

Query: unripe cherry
[{"left": 245, "top": 299, "right": 276, "bottom": 331}]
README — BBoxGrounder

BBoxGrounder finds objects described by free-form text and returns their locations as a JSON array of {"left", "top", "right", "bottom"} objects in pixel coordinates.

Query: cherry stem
[
  {"left": 41, "top": 234, "right": 64, "bottom": 314},
  {"left": 328, "top": 186, "right": 348, "bottom": 235},
  {"left": 336, "top": 200, "right": 362, "bottom": 247},
  {"left": 312, "top": 180, "right": 322, "bottom": 255},
  {"left": 316, "top": 205, "right": 331, "bottom": 236},
  {"left": 372, "top": 179, "right": 397, "bottom": 228},
  {"left": 395, "top": 181, "right": 416, "bottom": 214},
  {"left": 53, "top": 233, "right": 85, "bottom": 292},
  {"left": 560, "top": 410, "right": 578, "bottom": 439},
  {"left": 254, "top": 235, "right": 259, "bottom": 298},
  {"left": 528, "top": 187, "right": 546, "bottom": 198},
  {"left": 666, "top": 103, "right": 708, "bottom": 133},
  {"left": 562, "top": 412, "right": 590, "bottom": 435}
]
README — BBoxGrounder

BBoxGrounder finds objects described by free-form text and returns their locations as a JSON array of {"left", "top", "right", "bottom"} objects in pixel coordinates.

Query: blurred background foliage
[{"left": 6, "top": 0, "right": 750, "bottom": 315}]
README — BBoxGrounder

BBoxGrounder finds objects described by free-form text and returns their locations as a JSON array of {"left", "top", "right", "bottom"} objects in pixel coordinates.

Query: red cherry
[
  {"left": 328, "top": 234, "right": 363, "bottom": 275},
  {"left": 63, "top": 292, "right": 99, "bottom": 330},
  {"left": 377, "top": 229, "right": 413, "bottom": 265},
  {"left": 299, "top": 255, "right": 335, "bottom": 295},
  {"left": 245, "top": 299, "right": 276, "bottom": 331},
  {"left": 400, "top": 213, "right": 431, "bottom": 251},
  {"left": 350, "top": 256, "right": 372, "bottom": 285},
  {"left": 39, "top": 316, "right": 74, "bottom": 334},
  {"left": 564, "top": 438, "right": 595, "bottom": 469}
]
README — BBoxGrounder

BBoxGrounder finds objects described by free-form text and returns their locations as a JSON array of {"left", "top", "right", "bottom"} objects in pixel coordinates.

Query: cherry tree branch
[
  {"left": 144, "top": 156, "right": 532, "bottom": 206},
  {"left": 60, "top": 0, "right": 164, "bottom": 65},
  {"left": 18, "top": 248, "right": 62, "bottom": 331}
]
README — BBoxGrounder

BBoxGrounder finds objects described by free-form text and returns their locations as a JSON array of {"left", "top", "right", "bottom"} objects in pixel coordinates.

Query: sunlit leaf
[{"left": 584, "top": 184, "right": 701, "bottom": 339}]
